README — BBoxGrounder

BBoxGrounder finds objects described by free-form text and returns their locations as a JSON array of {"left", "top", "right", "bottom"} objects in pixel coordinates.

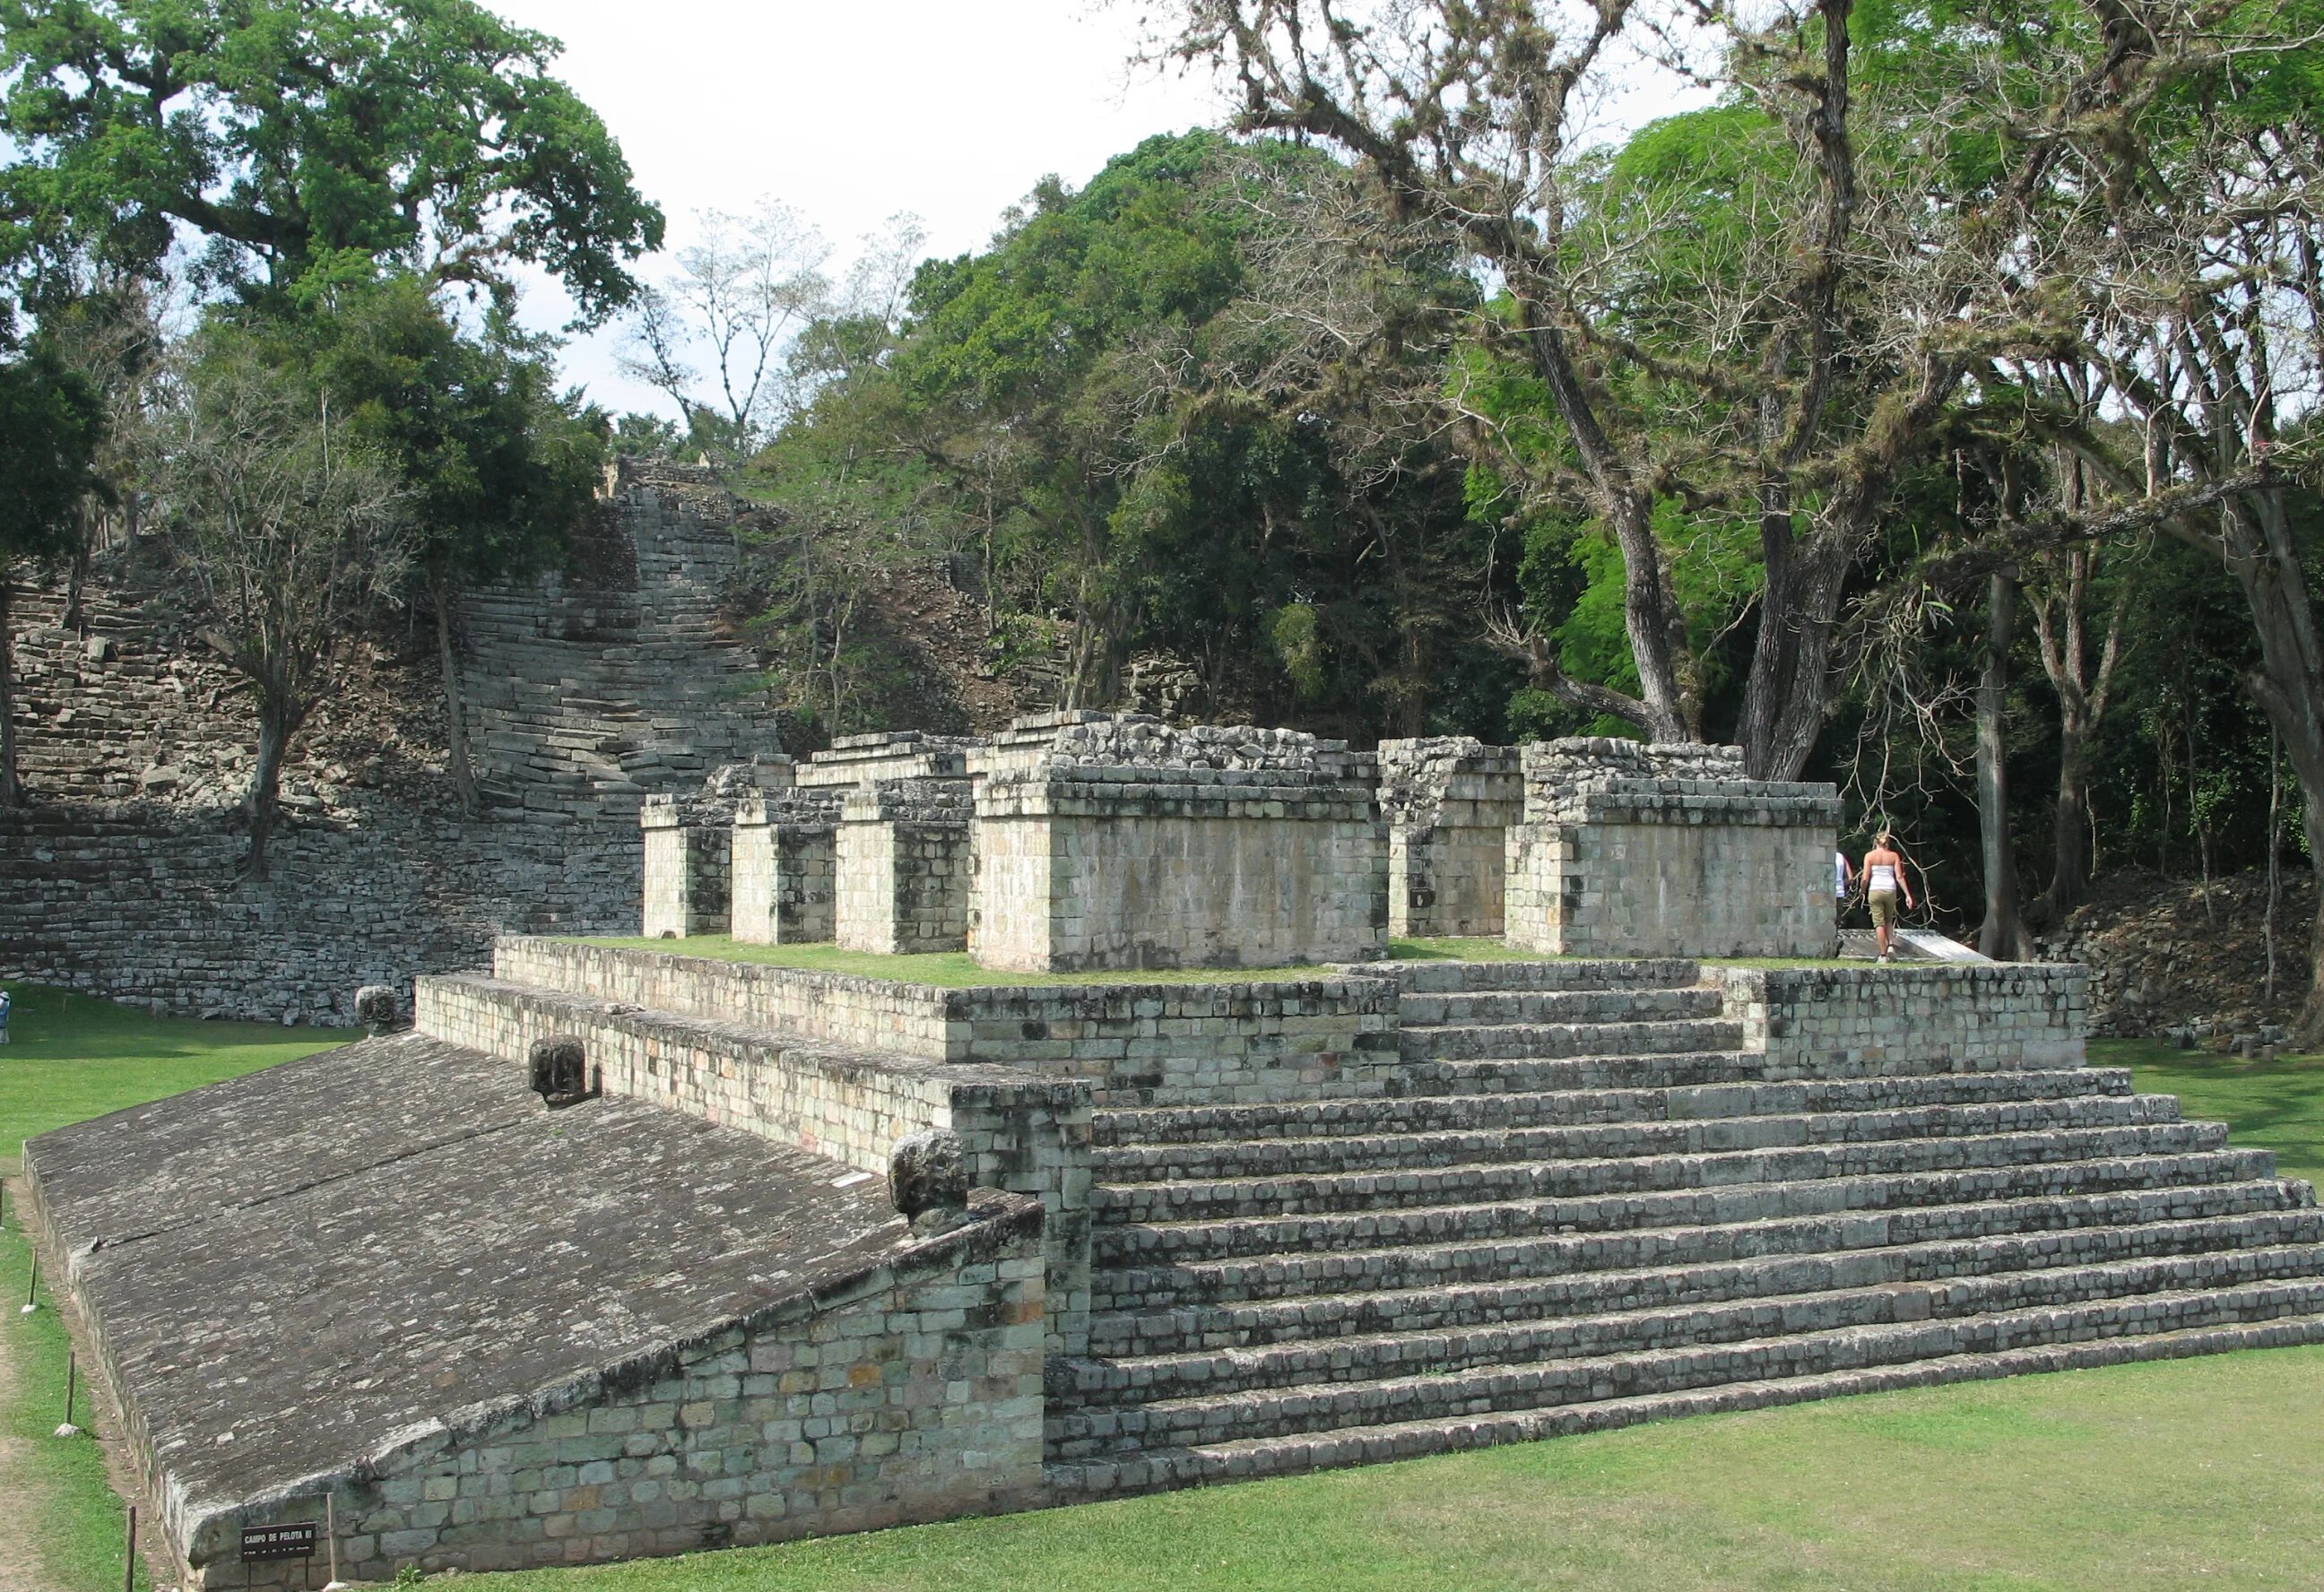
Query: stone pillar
[
  {"left": 1504, "top": 738, "right": 1839, "bottom": 958},
  {"left": 1377, "top": 737, "right": 1522, "bottom": 939},
  {"left": 835, "top": 783, "right": 976, "bottom": 955},
  {"left": 639, "top": 794, "right": 732, "bottom": 939},
  {"left": 731, "top": 794, "right": 840, "bottom": 945}
]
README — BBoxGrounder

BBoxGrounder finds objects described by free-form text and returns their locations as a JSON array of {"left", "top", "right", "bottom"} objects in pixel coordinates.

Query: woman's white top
[{"left": 1868, "top": 862, "right": 1899, "bottom": 894}]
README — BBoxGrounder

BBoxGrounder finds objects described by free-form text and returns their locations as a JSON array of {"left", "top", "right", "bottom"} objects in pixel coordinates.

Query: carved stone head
[{"left": 889, "top": 1129, "right": 970, "bottom": 1234}]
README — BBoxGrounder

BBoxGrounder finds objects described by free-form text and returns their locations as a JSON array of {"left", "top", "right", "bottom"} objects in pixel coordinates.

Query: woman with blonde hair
[{"left": 1860, "top": 830, "right": 1915, "bottom": 963}]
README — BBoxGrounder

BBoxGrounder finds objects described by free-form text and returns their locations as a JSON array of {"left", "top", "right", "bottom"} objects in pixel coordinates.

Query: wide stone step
[
  {"left": 1408, "top": 1042, "right": 2068, "bottom": 1094},
  {"left": 1043, "top": 1314, "right": 2324, "bottom": 1499},
  {"left": 1377, "top": 958, "right": 1702, "bottom": 993},
  {"left": 1062, "top": 1243, "right": 2324, "bottom": 1408},
  {"left": 1091, "top": 1121, "right": 2236, "bottom": 1224},
  {"left": 1089, "top": 1095, "right": 2179, "bottom": 1181},
  {"left": 1091, "top": 1068, "right": 2137, "bottom": 1146},
  {"left": 1090, "top": 1151, "right": 2285, "bottom": 1267},
  {"left": 1082, "top": 1209, "right": 2324, "bottom": 1358},
  {"left": 1045, "top": 1277, "right": 2324, "bottom": 1456},
  {"left": 1090, "top": 1179, "right": 2312, "bottom": 1312},
  {"left": 1397, "top": 987, "right": 1725, "bottom": 1028},
  {"left": 1400, "top": 1017, "right": 1746, "bottom": 1064}
]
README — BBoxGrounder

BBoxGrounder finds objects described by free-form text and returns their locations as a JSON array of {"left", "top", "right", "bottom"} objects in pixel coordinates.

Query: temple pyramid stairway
[{"left": 1045, "top": 957, "right": 2324, "bottom": 1497}]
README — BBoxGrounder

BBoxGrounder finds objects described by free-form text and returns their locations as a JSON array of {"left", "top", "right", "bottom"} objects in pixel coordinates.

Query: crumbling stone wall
[
  {"left": 0, "top": 459, "right": 784, "bottom": 1019},
  {"left": 1505, "top": 739, "right": 1840, "bottom": 959}
]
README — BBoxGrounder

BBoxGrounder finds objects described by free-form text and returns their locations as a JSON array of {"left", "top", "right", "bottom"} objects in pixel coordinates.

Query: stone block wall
[
  {"left": 835, "top": 783, "right": 976, "bottom": 956},
  {"left": 1710, "top": 963, "right": 2091, "bottom": 1075},
  {"left": 1378, "top": 737, "right": 1523, "bottom": 939},
  {"left": 192, "top": 1208, "right": 1047, "bottom": 1580},
  {"left": 967, "top": 714, "right": 1388, "bottom": 972},
  {"left": 1505, "top": 739, "right": 1840, "bottom": 958},
  {"left": 973, "top": 783, "right": 1386, "bottom": 972},
  {"left": 730, "top": 794, "right": 839, "bottom": 945},
  {"left": 492, "top": 939, "right": 1401, "bottom": 1107},
  {"left": 492, "top": 938, "right": 958, "bottom": 1054}
]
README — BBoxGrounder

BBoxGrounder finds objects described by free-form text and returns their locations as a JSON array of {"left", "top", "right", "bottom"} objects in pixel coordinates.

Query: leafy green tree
[
  {"left": 0, "top": 333, "right": 104, "bottom": 806},
  {"left": 250, "top": 276, "right": 608, "bottom": 815},
  {"left": 0, "top": 0, "right": 663, "bottom": 319}
]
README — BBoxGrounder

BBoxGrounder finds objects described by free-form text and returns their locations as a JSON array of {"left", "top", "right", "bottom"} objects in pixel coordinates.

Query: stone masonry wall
[
  {"left": 1710, "top": 963, "right": 2090, "bottom": 1075},
  {"left": 834, "top": 783, "right": 976, "bottom": 956},
  {"left": 1506, "top": 739, "right": 1839, "bottom": 959},
  {"left": 491, "top": 938, "right": 1403, "bottom": 1106},
  {"left": 731, "top": 806, "right": 838, "bottom": 946},
  {"left": 195, "top": 1209, "right": 1047, "bottom": 1579}
]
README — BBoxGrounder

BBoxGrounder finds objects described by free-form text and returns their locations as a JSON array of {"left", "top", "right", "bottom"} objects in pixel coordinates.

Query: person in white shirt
[{"left": 1859, "top": 830, "right": 1915, "bottom": 962}]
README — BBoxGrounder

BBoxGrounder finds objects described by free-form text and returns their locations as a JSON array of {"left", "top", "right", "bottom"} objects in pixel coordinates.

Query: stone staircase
[{"left": 1046, "top": 958, "right": 2324, "bottom": 1496}]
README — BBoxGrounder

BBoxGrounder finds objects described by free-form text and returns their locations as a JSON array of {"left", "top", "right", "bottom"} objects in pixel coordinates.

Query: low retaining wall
[
  {"left": 490, "top": 938, "right": 1403, "bottom": 1105},
  {"left": 1709, "top": 963, "right": 2090, "bottom": 1074}
]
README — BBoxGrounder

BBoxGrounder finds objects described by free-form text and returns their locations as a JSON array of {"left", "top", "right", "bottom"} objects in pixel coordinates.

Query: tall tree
[
  {"left": 0, "top": 334, "right": 104, "bottom": 806},
  {"left": 271, "top": 276, "right": 607, "bottom": 816},
  {"left": 160, "top": 339, "right": 406, "bottom": 877},
  {"left": 0, "top": 0, "right": 663, "bottom": 319},
  {"left": 1156, "top": 0, "right": 2294, "bottom": 775}
]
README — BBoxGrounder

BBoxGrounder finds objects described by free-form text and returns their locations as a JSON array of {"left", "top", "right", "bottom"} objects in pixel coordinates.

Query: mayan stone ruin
[{"left": 17, "top": 715, "right": 2324, "bottom": 1584}]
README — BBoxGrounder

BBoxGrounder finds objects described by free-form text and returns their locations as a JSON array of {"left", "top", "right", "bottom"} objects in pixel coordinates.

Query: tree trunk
[
  {"left": 2047, "top": 720, "right": 2094, "bottom": 918},
  {"left": 1977, "top": 572, "right": 2033, "bottom": 959},
  {"left": 432, "top": 574, "right": 481, "bottom": 819},
  {"left": 243, "top": 693, "right": 297, "bottom": 882},
  {"left": 0, "top": 568, "right": 20, "bottom": 809}
]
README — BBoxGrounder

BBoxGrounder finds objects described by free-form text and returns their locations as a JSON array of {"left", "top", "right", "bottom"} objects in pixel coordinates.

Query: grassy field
[
  {"left": 2097, "top": 1036, "right": 2324, "bottom": 1187},
  {"left": 0, "top": 982, "right": 343, "bottom": 1164},
  {"left": 1, "top": 986, "right": 2321, "bottom": 1590}
]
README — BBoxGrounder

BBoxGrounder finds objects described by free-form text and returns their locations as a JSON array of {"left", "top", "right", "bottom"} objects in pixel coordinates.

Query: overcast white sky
[{"left": 482, "top": 1, "right": 1226, "bottom": 417}]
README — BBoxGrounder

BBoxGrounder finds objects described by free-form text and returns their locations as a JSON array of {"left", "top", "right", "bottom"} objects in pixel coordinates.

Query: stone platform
[{"left": 26, "top": 938, "right": 2324, "bottom": 1581}]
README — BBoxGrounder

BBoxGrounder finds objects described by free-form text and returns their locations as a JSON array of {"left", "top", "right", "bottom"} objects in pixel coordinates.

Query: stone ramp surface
[{"left": 25, "top": 1034, "right": 904, "bottom": 1524}]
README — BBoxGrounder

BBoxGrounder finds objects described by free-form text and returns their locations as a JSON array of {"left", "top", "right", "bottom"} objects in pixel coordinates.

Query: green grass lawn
[
  {"left": 2097, "top": 1036, "right": 2324, "bottom": 1187},
  {"left": 3, "top": 987, "right": 2323, "bottom": 1590},
  {"left": 0, "top": 982, "right": 344, "bottom": 1164}
]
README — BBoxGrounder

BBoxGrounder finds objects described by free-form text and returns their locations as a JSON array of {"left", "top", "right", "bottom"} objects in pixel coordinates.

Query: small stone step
[
  {"left": 1043, "top": 1314, "right": 2324, "bottom": 1498},
  {"left": 1090, "top": 1152, "right": 2285, "bottom": 1266},
  {"left": 1045, "top": 1278, "right": 2324, "bottom": 1456},
  {"left": 1091, "top": 1069, "right": 2137, "bottom": 1146},
  {"left": 1091, "top": 1121, "right": 2238, "bottom": 1224},
  {"left": 1086, "top": 1206, "right": 2324, "bottom": 1354},
  {"left": 1400, "top": 1016, "right": 1746, "bottom": 1064},
  {"left": 1088, "top": 1095, "right": 2180, "bottom": 1181},
  {"left": 1069, "top": 1240, "right": 2324, "bottom": 1397}
]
